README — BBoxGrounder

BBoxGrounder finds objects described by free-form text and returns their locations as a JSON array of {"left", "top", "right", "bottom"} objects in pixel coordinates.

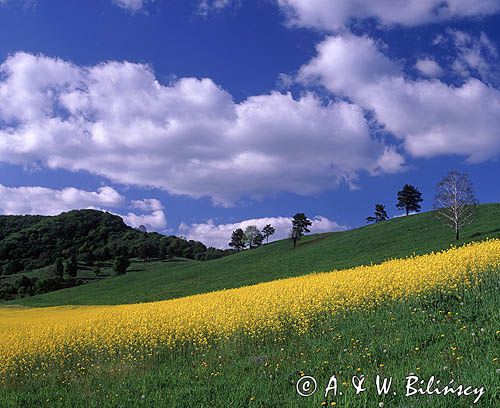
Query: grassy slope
[{"left": 11, "top": 203, "right": 500, "bottom": 307}]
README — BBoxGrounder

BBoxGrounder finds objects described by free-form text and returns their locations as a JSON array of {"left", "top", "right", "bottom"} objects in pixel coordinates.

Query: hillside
[
  {"left": 2, "top": 236, "right": 499, "bottom": 407},
  {"left": 0, "top": 210, "right": 228, "bottom": 301},
  {"left": 11, "top": 203, "right": 500, "bottom": 307},
  {"left": 0, "top": 215, "right": 45, "bottom": 240}
]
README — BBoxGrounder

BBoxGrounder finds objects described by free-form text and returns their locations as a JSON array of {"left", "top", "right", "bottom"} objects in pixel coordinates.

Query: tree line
[
  {"left": 229, "top": 212, "right": 314, "bottom": 251},
  {"left": 229, "top": 224, "right": 276, "bottom": 251}
]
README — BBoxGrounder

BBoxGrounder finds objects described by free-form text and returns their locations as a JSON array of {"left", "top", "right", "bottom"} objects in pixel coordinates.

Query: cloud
[
  {"left": 415, "top": 58, "right": 443, "bottom": 77},
  {"left": 373, "top": 147, "right": 407, "bottom": 175},
  {"left": 120, "top": 210, "right": 167, "bottom": 229},
  {"left": 298, "top": 33, "right": 500, "bottom": 163},
  {"left": 1, "top": 0, "right": 147, "bottom": 11},
  {"left": 179, "top": 215, "right": 348, "bottom": 248},
  {"left": 0, "top": 0, "right": 34, "bottom": 6},
  {"left": 276, "top": 0, "right": 500, "bottom": 31},
  {"left": 0, "top": 184, "right": 124, "bottom": 215},
  {"left": 112, "top": 0, "right": 149, "bottom": 12},
  {"left": 435, "top": 30, "right": 500, "bottom": 85},
  {"left": 131, "top": 198, "right": 164, "bottom": 212},
  {"left": 0, "top": 52, "right": 402, "bottom": 205},
  {"left": 197, "top": 0, "right": 238, "bottom": 15}
]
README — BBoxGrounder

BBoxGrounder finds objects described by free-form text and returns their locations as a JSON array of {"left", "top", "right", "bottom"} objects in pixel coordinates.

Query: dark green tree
[
  {"left": 396, "top": 184, "right": 423, "bottom": 216},
  {"left": 113, "top": 255, "right": 130, "bottom": 275},
  {"left": 290, "top": 213, "right": 312, "bottom": 249},
  {"left": 101, "top": 246, "right": 111, "bottom": 261},
  {"left": 158, "top": 242, "right": 169, "bottom": 260},
  {"left": 190, "top": 241, "right": 207, "bottom": 256},
  {"left": 229, "top": 228, "right": 246, "bottom": 252},
  {"left": 138, "top": 242, "right": 148, "bottom": 261},
  {"left": 366, "top": 204, "right": 389, "bottom": 223},
  {"left": 53, "top": 257, "right": 64, "bottom": 278},
  {"left": 65, "top": 254, "right": 78, "bottom": 278},
  {"left": 138, "top": 242, "right": 159, "bottom": 261},
  {"left": 253, "top": 232, "right": 264, "bottom": 247},
  {"left": 262, "top": 224, "right": 276, "bottom": 244}
]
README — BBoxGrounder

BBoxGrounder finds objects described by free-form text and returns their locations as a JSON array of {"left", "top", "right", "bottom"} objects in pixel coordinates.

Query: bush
[{"left": 113, "top": 255, "right": 130, "bottom": 275}]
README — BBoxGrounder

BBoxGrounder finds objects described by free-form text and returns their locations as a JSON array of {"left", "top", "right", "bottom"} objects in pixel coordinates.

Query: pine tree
[
  {"left": 366, "top": 204, "right": 389, "bottom": 223},
  {"left": 396, "top": 184, "right": 423, "bottom": 216},
  {"left": 290, "top": 213, "right": 312, "bottom": 249},
  {"left": 262, "top": 224, "right": 276, "bottom": 244}
]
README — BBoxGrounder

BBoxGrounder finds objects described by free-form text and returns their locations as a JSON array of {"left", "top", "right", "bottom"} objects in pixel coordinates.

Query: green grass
[
  {"left": 9, "top": 203, "right": 500, "bottom": 307},
  {"left": 0, "top": 257, "right": 192, "bottom": 285},
  {"left": 0, "top": 262, "right": 114, "bottom": 285},
  {"left": 2, "top": 268, "right": 498, "bottom": 407}
]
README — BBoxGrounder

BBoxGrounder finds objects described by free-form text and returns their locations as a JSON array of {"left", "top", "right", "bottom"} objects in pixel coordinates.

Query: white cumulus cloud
[
  {"left": 298, "top": 33, "right": 500, "bottom": 163},
  {"left": 179, "top": 215, "right": 347, "bottom": 248},
  {"left": 0, "top": 52, "right": 402, "bottom": 205}
]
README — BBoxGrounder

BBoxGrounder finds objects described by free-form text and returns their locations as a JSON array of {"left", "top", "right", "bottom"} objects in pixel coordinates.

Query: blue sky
[{"left": 0, "top": 0, "right": 499, "bottom": 248}]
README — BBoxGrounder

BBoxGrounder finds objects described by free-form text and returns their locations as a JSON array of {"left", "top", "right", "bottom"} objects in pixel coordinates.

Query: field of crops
[{"left": 1, "top": 239, "right": 499, "bottom": 384}]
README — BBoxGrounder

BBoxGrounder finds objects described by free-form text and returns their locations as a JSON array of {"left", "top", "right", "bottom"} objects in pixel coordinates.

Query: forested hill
[
  {"left": 0, "top": 209, "right": 227, "bottom": 274},
  {"left": 0, "top": 214, "right": 45, "bottom": 240}
]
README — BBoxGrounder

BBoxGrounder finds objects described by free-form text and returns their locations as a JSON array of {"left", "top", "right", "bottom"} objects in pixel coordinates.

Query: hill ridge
[{"left": 8, "top": 203, "right": 500, "bottom": 307}]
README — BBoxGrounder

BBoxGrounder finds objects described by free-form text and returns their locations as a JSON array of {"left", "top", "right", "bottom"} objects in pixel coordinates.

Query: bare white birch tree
[{"left": 434, "top": 171, "right": 478, "bottom": 240}]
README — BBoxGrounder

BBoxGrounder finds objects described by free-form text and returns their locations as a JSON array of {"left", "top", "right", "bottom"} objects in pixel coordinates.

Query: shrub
[{"left": 113, "top": 255, "right": 130, "bottom": 275}]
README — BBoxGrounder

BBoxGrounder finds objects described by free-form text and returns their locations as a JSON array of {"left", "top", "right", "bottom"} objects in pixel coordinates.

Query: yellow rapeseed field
[{"left": 0, "top": 239, "right": 499, "bottom": 378}]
